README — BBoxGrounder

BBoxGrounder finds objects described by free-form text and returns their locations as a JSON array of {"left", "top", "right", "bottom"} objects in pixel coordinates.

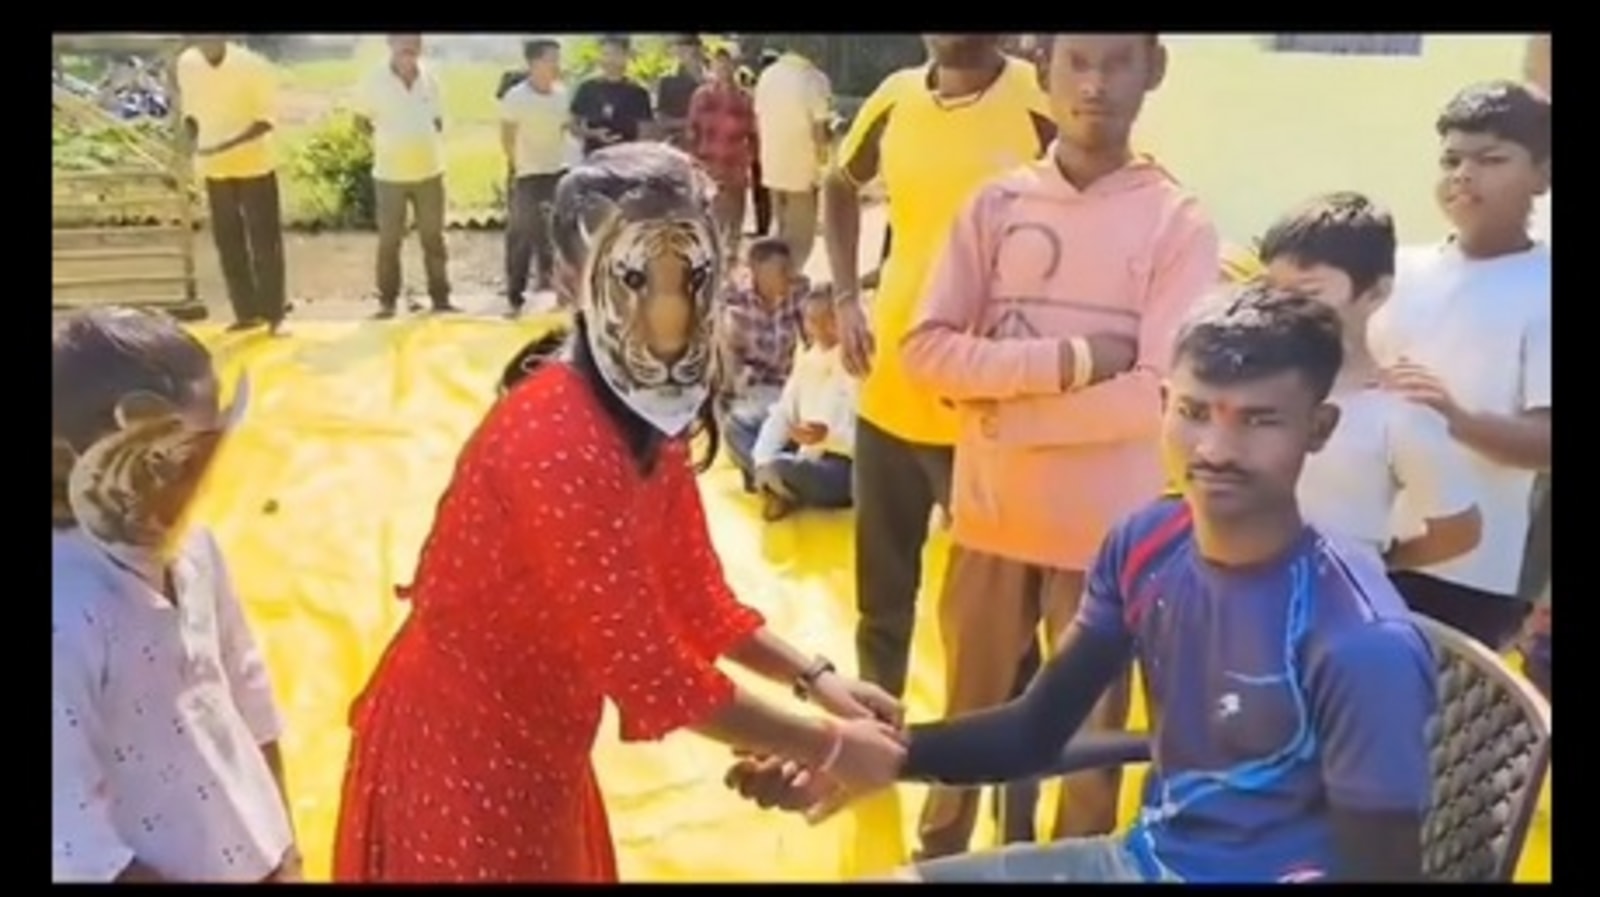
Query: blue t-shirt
[{"left": 1077, "top": 499, "right": 1437, "bottom": 883}]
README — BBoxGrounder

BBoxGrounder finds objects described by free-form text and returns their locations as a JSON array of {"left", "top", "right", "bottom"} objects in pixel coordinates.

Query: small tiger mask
[
  {"left": 556, "top": 143, "right": 723, "bottom": 436},
  {"left": 57, "top": 376, "right": 251, "bottom": 550}
]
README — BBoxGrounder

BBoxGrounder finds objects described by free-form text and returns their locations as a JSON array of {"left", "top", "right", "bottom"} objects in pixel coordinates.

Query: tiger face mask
[
  {"left": 54, "top": 375, "right": 252, "bottom": 559},
  {"left": 563, "top": 146, "right": 724, "bottom": 437}
]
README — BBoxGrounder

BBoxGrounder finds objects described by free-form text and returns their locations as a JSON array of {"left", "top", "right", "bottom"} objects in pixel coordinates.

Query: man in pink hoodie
[{"left": 901, "top": 33, "right": 1220, "bottom": 857}]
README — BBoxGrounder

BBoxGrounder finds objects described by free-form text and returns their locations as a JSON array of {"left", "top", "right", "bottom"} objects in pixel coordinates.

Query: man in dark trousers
[
  {"left": 499, "top": 39, "right": 571, "bottom": 315},
  {"left": 569, "top": 36, "right": 654, "bottom": 156},
  {"left": 655, "top": 35, "right": 705, "bottom": 150},
  {"left": 746, "top": 48, "right": 780, "bottom": 237},
  {"left": 177, "top": 36, "right": 287, "bottom": 333}
]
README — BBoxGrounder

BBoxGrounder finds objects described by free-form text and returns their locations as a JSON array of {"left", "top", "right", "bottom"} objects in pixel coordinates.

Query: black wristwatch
[{"left": 793, "top": 656, "right": 837, "bottom": 702}]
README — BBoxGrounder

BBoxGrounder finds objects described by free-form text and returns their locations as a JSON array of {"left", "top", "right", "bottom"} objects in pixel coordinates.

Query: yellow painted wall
[{"left": 1139, "top": 35, "right": 1528, "bottom": 244}]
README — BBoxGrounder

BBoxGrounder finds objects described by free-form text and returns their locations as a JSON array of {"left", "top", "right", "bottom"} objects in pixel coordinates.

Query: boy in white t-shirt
[
  {"left": 1368, "top": 81, "right": 1552, "bottom": 651},
  {"left": 52, "top": 308, "right": 298, "bottom": 883},
  {"left": 1260, "top": 192, "right": 1482, "bottom": 567},
  {"left": 747, "top": 291, "right": 859, "bottom": 520}
]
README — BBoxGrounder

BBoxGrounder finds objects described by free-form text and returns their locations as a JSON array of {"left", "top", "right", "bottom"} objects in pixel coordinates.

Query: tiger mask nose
[{"left": 636, "top": 253, "right": 702, "bottom": 363}]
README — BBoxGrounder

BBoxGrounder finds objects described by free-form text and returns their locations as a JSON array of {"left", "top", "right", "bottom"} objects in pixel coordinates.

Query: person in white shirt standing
[
  {"left": 1369, "top": 81, "right": 1551, "bottom": 652},
  {"left": 747, "top": 288, "right": 859, "bottom": 520},
  {"left": 500, "top": 38, "right": 571, "bottom": 316},
  {"left": 753, "top": 47, "right": 832, "bottom": 267},
  {"left": 353, "top": 34, "right": 456, "bottom": 319},
  {"left": 52, "top": 308, "right": 297, "bottom": 883},
  {"left": 1259, "top": 192, "right": 1482, "bottom": 567}
]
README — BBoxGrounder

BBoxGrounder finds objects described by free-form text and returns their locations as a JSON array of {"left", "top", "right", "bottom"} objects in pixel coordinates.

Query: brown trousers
[
  {"left": 918, "top": 546, "right": 1132, "bottom": 857},
  {"left": 710, "top": 179, "right": 748, "bottom": 267},
  {"left": 374, "top": 175, "right": 450, "bottom": 309}
]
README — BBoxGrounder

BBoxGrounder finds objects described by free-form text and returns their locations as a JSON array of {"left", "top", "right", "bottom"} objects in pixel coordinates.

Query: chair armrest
[{"left": 1037, "top": 731, "right": 1152, "bottom": 779}]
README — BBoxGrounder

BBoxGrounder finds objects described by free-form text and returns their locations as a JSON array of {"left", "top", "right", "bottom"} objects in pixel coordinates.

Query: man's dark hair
[
  {"left": 599, "top": 35, "right": 631, "bottom": 53},
  {"left": 1258, "top": 192, "right": 1396, "bottom": 296},
  {"left": 747, "top": 236, "right": 791, "bottom": 266},
  {"left": 673, "top": 34, "right": 703, "bottom": 49},
  {"left": 523, "top": 38, "right": 560, "bottom": 62},
  {"left": 53, "top": 308, "right": 215, "bottom": 526},
  {"left": 711, "top": 47, "right": 734, "bottom": 63},
  {"left": 1436, "top": 80, "right": 1551, "bottom": 163},
  {"left": 1173, "top": 283, "right": 1345, "bottom": 404},
  {"left": 758, "top": 49, "right": 781, "bottom": 70}
]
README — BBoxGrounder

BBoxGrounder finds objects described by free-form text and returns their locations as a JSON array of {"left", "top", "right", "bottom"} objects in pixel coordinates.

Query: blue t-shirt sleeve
[
  {"left": 1311, "top": 620, "right": 1437, "bottom": 814},
  {"left": 1073, "top": 525, "right": 1132, "bottom": 639}
]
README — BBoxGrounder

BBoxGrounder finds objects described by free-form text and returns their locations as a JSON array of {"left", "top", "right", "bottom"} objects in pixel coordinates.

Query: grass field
[{"left": 276, "top": 44, "right": 510, "bottom": 221}]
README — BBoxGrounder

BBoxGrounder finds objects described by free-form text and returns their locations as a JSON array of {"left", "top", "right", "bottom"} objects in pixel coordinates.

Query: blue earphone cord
[{"left": 1128, "top": 556, "right": 1319, "bottom": 876}]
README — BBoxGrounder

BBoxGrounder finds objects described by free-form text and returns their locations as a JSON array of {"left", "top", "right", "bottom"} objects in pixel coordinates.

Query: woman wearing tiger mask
[{"left": 332, "top": 143, "right": 905, "bottom": 883}]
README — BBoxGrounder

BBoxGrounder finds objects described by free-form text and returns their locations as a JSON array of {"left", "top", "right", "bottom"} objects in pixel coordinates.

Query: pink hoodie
[{"left": 901, "top": 156, "right": 1218, "bottom": 571}]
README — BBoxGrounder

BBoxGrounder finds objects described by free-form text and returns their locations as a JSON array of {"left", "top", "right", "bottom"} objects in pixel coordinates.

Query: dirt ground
[{"left": 184, "top": 204, "right": 889, "bottom": 322}]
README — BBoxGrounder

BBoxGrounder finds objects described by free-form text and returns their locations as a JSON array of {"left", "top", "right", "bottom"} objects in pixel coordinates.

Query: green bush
[
  {"left": 290, "top": 110, "right": 375, "bottom": 228},
  {"left": 562, "top": 34, "right": 737, "bottom": 86}
]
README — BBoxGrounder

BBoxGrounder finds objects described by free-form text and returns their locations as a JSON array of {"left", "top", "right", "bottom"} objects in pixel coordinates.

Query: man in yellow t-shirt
[
  {"left": 176, "top": 36, "right": 285, "bottom": 333},
  {"left": 824, "top": 34, "right": 1053, "bottom": 704},
  {"left": 353, "top": 35, "right": 457, "bottom": 318}
]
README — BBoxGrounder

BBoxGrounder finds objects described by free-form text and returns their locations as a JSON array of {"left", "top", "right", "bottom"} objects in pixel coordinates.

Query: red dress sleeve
[
  {"left": 486, "top": 378, "right": 737, "bottom": 743},
  {"left": 657, "top": 450, "right": 766, "bottom": 660}
]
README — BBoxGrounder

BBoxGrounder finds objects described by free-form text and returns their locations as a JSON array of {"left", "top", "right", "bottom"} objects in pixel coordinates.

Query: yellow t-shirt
[
  {"left": 176, "top": 44, "right": 278, "bottom": 181},
  {"left": 837, "top": 57, "right": 1053, "bottom": 446}
]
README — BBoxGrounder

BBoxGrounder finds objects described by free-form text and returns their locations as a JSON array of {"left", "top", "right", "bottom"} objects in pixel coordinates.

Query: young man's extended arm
[
  {"left": 900, "top": 530, "right": 1136, "bottom": 783},
  {"left": 1308, "top": 620, "right": 1437, "bottom": 881},
  {"left": 53, "top": 607, "right": 164, "bottom": 882}
]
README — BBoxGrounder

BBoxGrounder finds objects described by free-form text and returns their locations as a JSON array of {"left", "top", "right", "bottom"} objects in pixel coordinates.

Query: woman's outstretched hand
[{"left": 726, "top": 717, "right": 907, "bottom": 814}]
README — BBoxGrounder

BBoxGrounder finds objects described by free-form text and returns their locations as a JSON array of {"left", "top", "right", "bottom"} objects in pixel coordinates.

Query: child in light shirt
[
  {"left": 747, "top": 291, "right": 858, "bottom": 520},
  {"left": 52, "top": 308, "right": 298, "bottom": 883},
  {"left": 1368, "top": 81, "right": 1551, "bottom": 652},
  {"left": 1259, "top": 192, "right": 1483, "bottom": 568}
]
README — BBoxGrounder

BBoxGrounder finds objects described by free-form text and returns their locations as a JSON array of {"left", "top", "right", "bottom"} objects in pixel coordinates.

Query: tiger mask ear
[{"left": 112, "top": 390, "right": 181, "bottom": 430}]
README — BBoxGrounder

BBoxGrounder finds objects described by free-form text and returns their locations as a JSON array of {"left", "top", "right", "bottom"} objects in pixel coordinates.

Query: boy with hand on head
[
  {"left": 897, "top": 32, "right": 1219, "bottom": 857},
  {"left": 746, "top": 287, "right": 859, "bottom": 521},
  {"left": 52, "top": 308, "right": 299, "bottom": 883},
  {"left": 1368, "top": 81, "right": 1551, "bottom": 652},
  {"left": 1259, "top": 192, "right": 1483, "bottom": 568}
]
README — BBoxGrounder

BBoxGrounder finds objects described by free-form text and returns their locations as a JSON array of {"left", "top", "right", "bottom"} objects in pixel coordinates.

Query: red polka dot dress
[{"left": 332, "top": 363, "right": 765, "bottom": 882}]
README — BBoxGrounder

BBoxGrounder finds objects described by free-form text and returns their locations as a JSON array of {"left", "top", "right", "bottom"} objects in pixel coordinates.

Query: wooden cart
[{"left": 52, "top": 33, "right": 204, "bottom": 320}]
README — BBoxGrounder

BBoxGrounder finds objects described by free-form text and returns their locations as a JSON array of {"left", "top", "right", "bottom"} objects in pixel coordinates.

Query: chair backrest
[{"left": 1415, "top": 613, "right": 1551, "bottom": 882}]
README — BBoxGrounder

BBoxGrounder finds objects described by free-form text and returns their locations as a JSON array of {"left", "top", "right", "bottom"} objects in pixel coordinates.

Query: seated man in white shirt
[
  {"left": 746, "top": 290, "right": 858, "bottom": 521},
  {"left": 52, "top": 308, "right": 298, "bottom": 883}
]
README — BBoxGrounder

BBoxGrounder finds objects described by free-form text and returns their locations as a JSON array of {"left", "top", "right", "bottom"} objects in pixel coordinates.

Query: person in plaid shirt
[
  {"left": 689, "top": 48, "right": 759, "bottom": 262},
  {"left": 719, "top": 238, "right": 811, "bottom": 486}
]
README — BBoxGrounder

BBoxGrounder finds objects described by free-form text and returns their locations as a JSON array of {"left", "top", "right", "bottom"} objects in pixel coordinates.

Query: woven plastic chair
[{"left": 990, "top": 613, "right": 1552, "bottom": 882}]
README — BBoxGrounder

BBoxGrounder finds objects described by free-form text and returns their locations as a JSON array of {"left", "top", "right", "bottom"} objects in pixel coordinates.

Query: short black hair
[
  {"left": 711, "top": 47, "right": 734, "bottom": 63},
  {"left": 53, "top": 308, "right": 214, "bottom": 454},
  {"left": 1436, "top": 80, "right": 1551, "bottom": 163},
  {"left": 549, "top": 143, "right": 711, "bottom": 269},
  {"left": 747, "top": 236, "right": 791, "bottom": 266},
  {"left": 1258, "top": 192, "right": 1396, "bottom": 296},
  {"left": 1173, "top": 283, "right": 1345, "bottom": 404},
  {"left": 599, "top": 35, "right": 631, "bottom": 53},
  {"left": 524, "top": 38, "right": 560, "bottom": 62}
]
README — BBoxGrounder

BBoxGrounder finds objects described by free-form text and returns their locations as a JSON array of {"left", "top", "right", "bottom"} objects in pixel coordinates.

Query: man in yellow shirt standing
[
  {"left": 177, "top": 36, "right": 286, "bottom": 333},
  {"left": 824, "top": 32, "right": 1054, "bottom": 762},
  {"left": 354, "top": 35, "right": 456, "bottom": 318}
]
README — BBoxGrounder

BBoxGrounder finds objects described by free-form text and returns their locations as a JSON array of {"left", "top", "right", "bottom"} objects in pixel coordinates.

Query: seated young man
[
  {"left": 741, "top": 291, "right": 858, "bottom": 520},
  {"left": 729, "top": 285, "right": 1439, "bottom": 883},
  {"left": 720, "top": 237, "right": 809, "bottom": 466}
]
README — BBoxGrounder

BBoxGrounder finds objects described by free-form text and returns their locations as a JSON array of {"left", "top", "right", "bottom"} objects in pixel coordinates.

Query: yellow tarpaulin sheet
[{"left": 187, "top": 320, "right": 1549, "bottom": 883}]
